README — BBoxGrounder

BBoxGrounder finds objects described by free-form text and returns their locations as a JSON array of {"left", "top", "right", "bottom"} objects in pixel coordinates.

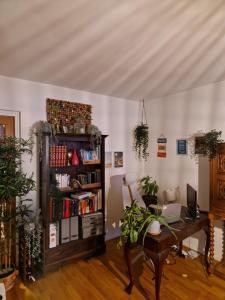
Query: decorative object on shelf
[
  {"left": 67, "top": 149, "right": 73, "bottom": 166},
  {"left": 138, "top": 176, "right": 159, "bottom": 207},
  {"left": 87, "top": 124, "right": 102, "bottom": 150},
  {"left": 73, "top": 116, "right": 86, "bottom": 134},
  {"left": 46, "top": 98, "right": 92, "bottom": 134},
  {"left": 157, "top": 134, "right": 167, "bottom": 158},
  {"left": 118, "top": 202, "right": 177, "bottom": 248},
  {"left": 0, "top": 136, "right": 35, "bottom": 288},
  {"left": 30, "top": 120, "right": 56, "bottom": 162},
  {"left": 71, "top": 149, "right": 79, "bottom": 166},
  {"left": 114, "top": 152, "right": 123, "bottom": 168},
  {"left": 133, "top": 99, "right": 149, "bottom": 161},
  {"left": 194, "top": 129, "right": 223, "bottom": 160}
]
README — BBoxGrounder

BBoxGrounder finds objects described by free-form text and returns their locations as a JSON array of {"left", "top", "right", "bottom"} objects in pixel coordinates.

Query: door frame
[{"left": 0, "top": 109, "right": 20, "bottom": 137}]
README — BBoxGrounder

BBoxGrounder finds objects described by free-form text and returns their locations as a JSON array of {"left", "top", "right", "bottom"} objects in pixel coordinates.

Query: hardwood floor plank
[{"left": 6, "top": 239, "right": 225, "bottom": 300}]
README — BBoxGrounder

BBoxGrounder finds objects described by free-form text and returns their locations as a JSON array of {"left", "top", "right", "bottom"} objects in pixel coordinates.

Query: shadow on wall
[{"left": 106, "top": 174, "right": 124, "bottom": 240}]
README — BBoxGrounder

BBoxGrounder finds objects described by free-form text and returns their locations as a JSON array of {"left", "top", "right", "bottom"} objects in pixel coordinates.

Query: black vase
[{"left": 142, "top": 195, "right": 157, "bottom": 207}]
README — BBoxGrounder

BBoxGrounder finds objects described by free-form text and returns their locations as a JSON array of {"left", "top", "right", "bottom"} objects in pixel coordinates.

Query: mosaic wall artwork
[{"left": 46, "top": 98, "right": 92, "bottom": 127}]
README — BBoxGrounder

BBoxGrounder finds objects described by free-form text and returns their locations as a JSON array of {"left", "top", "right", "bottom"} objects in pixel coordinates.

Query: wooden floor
[{"left": 6, "top": 238, "right": 225, "bottom": 300}]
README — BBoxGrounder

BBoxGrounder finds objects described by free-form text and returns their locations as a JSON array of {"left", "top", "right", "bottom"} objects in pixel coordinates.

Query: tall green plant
[{"left": 0, "top": 136, "right": 35, "bottom": 275}]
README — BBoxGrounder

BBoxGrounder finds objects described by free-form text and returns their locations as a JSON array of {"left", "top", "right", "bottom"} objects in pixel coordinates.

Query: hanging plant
[
  {"left": 133, "top": 100, "right": 149, "bottom": 160},
  {"left": 190, "top": 129, "right": 223, "bottom": 160}
]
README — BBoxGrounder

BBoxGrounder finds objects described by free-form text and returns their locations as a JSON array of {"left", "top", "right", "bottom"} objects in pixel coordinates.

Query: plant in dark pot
[
  {"left": 133, "top": 100, "right": 149, "bottom": 161},
  {"left": 194, "top": 129, "right": 223, "bottom": 160},
  {"left": 0, "top": 136, "right": 35, "bottom": 289},
  {"left": 138, "top": 176, "right": 159, "bottom": 207}
]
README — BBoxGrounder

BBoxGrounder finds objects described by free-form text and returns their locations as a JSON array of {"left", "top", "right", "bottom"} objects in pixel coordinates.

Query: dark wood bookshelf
[{"left": 39, "top": 133, "right": 107, "bottom": 273}]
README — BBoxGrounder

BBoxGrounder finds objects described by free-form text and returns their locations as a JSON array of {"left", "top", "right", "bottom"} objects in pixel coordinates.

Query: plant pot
[
  {"left": 149, "top": 220, "right": 161, "bottom": 235},
  {"left": 0, "top": 266, "right": 18, "bottom": 291},
  {"left": 142, "top": 195, "right": 157, "bottom": 207}
]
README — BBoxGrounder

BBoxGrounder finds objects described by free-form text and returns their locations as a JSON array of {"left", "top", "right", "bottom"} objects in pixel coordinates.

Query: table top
[{"left": 143, "top": 209, "right": 208, "bottom": 252}]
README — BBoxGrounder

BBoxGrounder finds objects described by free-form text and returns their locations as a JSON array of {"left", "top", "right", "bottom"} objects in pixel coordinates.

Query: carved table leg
[
  {"left": 208, "top": 212, "right": 215, "bottom": 274},
  {"left": 203, "top": 223, "right": 210, "bottom": 273},
  {"left": 149, "top": 249, "right": 170, "bottom": 300},
  {"left": 124, "top": 242, "right": 134, "bottom": 294},
  {"left": 222, "top": 220, "right": 225, "bottom": 266}
]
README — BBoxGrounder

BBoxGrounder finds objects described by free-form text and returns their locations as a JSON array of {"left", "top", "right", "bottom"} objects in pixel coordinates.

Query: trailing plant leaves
[
  {"left": 133, "top": 123, "right": 149, "bottom": 161},
  {"left": 201, "top": 130, "right": 223, "bottom": 159}
]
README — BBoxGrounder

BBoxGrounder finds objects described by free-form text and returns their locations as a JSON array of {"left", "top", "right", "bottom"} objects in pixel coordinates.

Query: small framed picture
[
  {"left": 105, "top": 152, "right": 112, "bottom": 168},
  {"left": 114, "top": 152, "right": 123, "bottom": 168},
  {"left": 177, "top": 139, "right": 187, "bottom": 155}
]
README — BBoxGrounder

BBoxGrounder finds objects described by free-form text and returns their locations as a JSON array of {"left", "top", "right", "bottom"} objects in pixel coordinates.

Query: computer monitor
[{"left": 187, "top": 184, "right": 197, "bottom": 219}]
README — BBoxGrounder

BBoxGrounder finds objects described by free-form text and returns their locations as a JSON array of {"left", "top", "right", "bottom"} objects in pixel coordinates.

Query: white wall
[
  {"left": 145, "top": 80, "right": 225, "bottom": 260},
  {"left": 0, "top": 75, "right": 142, "bottom": 240}
]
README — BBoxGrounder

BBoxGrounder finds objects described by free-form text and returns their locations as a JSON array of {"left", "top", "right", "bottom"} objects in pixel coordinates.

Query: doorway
[
  {"left": 0, "top": 115, "right": 15, "bottom": 137},
  {"left": 0, "top": 110, "right": 20, "bottom": 137}
]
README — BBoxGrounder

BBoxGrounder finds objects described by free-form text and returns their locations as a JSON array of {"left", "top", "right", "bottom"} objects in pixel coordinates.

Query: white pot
[
  {"left": 149, "top": 220, "right": 161, "bottom": 235},
  {"left": 166, "top": 188, "right": 177, "bottom": 202}
]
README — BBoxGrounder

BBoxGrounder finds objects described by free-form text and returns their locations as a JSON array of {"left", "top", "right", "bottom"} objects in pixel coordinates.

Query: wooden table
[{"left": 124, "top": 210, "right": 210, "bottom": 300}]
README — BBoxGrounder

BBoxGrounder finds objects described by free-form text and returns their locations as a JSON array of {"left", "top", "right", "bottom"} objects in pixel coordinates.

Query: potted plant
[
  {"left": 0, "top": 136, "right": 35, "bottom": 288},
  {"left": 118, "top": 202, "right": 144, "bottom": 247},
  {"left": 133, "top": 100, "right": 149, "bottom": 161},
  {"left": 138, "top": 176, "right": 159, "bottom": 207},
  {"left": 86, "top": 124, "right": 102, "bottom": 150},
  {"left": 118, "top": 202, "right": 177, "bottom": 248},
  {"left": 191, "top": 129, "right": 223, "bottom": 160}
]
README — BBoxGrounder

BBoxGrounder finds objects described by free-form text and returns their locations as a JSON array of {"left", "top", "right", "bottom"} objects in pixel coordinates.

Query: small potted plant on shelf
[{"left": 138, "top": 176, "right": 159, "bottom": 207}]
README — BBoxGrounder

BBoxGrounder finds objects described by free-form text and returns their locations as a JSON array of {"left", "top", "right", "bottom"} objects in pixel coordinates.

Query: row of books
[
  {"left": 77, "top": 170, "right": 101, "bottom": 185},
  {"left": 55, "top": 171, "right": 101, "bottom": 189},
  {"left": 49, "top": 145, "right": 67, "bottom": 167},
  {"left": 49, "top": 190, "right": 102, "bottom": 221},
  {"left": 49, "top": 146, "right": 101, "bottom": 168},
  {"left": 55, "top": 173, "right": 70, "bottom": 188}
]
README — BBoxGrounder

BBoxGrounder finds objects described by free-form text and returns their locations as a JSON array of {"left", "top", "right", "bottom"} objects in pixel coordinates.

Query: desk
[{"left": 124, "top": 210, "right": 210, "bottom": 300}]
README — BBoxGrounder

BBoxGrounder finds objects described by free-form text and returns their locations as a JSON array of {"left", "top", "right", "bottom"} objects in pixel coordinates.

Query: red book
[{"left": 63, "top": 198, "right": 70, "bottom": 218}]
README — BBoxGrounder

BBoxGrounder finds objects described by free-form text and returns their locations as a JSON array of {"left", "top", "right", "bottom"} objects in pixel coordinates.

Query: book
[{"left": 71, "top": 191, "right": 92, "bottom": 200}]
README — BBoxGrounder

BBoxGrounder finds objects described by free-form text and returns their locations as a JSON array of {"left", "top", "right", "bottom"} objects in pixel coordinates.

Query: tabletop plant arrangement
[
  {"left": 118, "top": 201, "right": 177, "bottom": 248},
  {"left": 138, "top": 176, "right": 159, "bottom": 207}
]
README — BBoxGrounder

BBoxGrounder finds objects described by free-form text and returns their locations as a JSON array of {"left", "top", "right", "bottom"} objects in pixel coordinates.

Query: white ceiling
[{"left": 1, "top": 0, "right": 225, "bottom": 101}]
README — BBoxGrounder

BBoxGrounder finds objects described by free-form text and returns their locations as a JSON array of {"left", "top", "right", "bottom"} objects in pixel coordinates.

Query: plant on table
[{"left": 138, "top": 176, "right": 159, "bottom": 207}]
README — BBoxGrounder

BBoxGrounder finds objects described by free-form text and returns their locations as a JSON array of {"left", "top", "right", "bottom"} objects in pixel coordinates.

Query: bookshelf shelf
[
  {"left": 39, "top": 133, "right": 107, "bottom": 273},
  {"left": 82, "top": 159, "right": 101, "bottom": 165}
]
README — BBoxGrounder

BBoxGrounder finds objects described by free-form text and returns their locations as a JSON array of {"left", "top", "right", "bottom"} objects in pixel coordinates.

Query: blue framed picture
[{"left": 177, "top": 139, "right": 187, "bottom": 155}]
